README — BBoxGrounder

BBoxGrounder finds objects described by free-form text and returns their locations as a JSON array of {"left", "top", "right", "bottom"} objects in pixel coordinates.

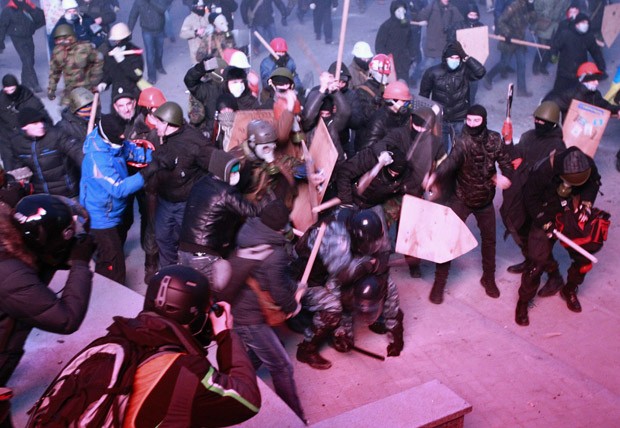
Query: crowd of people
[{"left": 0, "top": 0, "right": 618, "bottom": 426}]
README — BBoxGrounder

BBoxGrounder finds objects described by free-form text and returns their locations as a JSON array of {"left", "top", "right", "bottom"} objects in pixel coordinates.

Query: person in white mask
[{"left": 223, "top": 66, "right": 261, "bottom": 110}]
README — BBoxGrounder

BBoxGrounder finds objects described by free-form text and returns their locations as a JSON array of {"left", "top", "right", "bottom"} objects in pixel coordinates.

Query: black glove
[
  {"left": 453, "top": 40, "right": 467, "bottom": 58},
  {"left": 69, "top": 234, "right": 96, "bottom": 264},
  {"left": 503, "top": 36, "right": 512, "bottom": 44}
]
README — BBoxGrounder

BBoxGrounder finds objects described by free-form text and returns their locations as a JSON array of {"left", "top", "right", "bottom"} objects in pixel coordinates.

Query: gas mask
[
  {"left": 228, "top": 81, "right": 245, "bottom": 98},
  {"left": 254, "top": 142, "right": 277, "bottom": 163},
  {"left": 446, "top": 58, "right": 461, "bottom": 70},
  {"left": 64, "top": 11, "right": 78, "bottom": 21},
  {"left": 557, "top": 180, "right": 572, "bottom": 198},
  {"left": 394, "top": 6, "right": 406, "bottom": 21},
  {"left": 575, "top": 22, "right": 589, "bottom": 33}
]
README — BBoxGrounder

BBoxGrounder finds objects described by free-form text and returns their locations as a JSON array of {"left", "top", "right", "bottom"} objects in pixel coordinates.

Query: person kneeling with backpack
[{"left": 27, "top": 265, "right": 261, "bottom": 428}]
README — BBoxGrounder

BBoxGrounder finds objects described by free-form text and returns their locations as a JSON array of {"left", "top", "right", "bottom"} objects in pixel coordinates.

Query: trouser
[
  {"left": 251, "top": 24, "right": 276, "bottom": 54},
  {"left": 10, "top": 36, "right": 39, "bottom": 90},
  {"left": 0, "top": 138, "right": 15, "bottom": 171},
  {"left": 435, "top": 198, "right": 496, "bottom": 282},
  {"left": 235, "top": 323, "right": 305, "bottom": 418},
  {"left": 313, "top": 2, "right": 333, "bottom": 42},
  {"left": 154, "top": 197, "right": 186, "bottom": 267},
  {"left": 142, "top": 30, "right": 165, "bottom": 82},
  {"left": 441, "top": 120, "right": 464, "bottom": 154},
  {"left": 92, "top": 226, "right": 126, "bottom": 285},
  {"left": 121, "top": 190, "right": 158, "bottom": 256},
  {"left": 486, "top": 47, "right": 527, "bottom": 92},
  {"left": 532, "top": 37, "right": 551, "bottom": 72}
]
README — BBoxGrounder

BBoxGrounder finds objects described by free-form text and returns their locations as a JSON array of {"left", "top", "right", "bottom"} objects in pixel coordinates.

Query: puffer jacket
[
  {"left": 80, "top": 127, "right": 147, "bottom": 229},
  {"left": 362, "top": 106, "right": 411, "bottom": 150},
  {"left": 56, "top": 107, "right": 91, "bottom": 142},
  {"left": 128, "top": 0, "right": 172, "bottom": 32},
  {"left": 419, "top": 42, "right": 485, "bottom": 122},
  {"left": 178, "top": 172, "right": 259, "bottom": 257},
  {"left": 0, "top": 85, "right": 50, "bottom": 137},
  {"left": 437, "top": 127, "right": 513, "bottom": 208},
  {"left": 151, "top": 125, "right": 215, "bottom": 203},
  {"left": 231, "top": 217, "right": 299, "bottom": 325},
  {"left": 0, "top": 0, "right": 45, "bottom": 46},
  {"left": 11, "top": 126, "right": 83, "bottom": 198}
]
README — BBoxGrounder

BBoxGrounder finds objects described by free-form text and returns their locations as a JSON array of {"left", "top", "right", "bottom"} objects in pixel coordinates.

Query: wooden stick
[
  {"left": 301, "top": 222, "right": 327, "bottom": 284},
  {"left": 334, "top": 0, "right": 351, "bottom": 81},
  {"left": 553, "top": 229, "right": 599, "bottom": 263},
  {"left": 87, "top": 91, "right": 99, "bottom": 134},
  {"left": 107, "top": 49, "right": 144, "bottom": 56},
  {"left": 488, "top": 34, "right": 551, "bottom": 50},
  {"left": 312, "top": 197, "right": 341, "bottom": 214},
  {"left": 253, "top": 30, "right": 279, "bottom": 59},
  {"left": 301, "top": 140, "right": 319, "bottom": 223},
  {"left": 356, "top": 160, "right": 384, "bottom": 195},
  {"left": 352, "top": 345, "right": 385, "bottom": 361}
]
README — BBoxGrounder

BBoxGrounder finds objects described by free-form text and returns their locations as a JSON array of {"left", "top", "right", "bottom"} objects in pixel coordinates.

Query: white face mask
[
  {"left": 446, "top": 58, "right": 461, "bottom": 70},
  {"left": 229, "top": 171, "right": 240, "bottom": 186},
  {"left": 228, "top": 81, "right": 245, "bottom": 98},
  {"left": 576, "top": 22, "right": 589, "bottom": 33},
  {"left": 394, "top": 7, "right": 406, "bottom": 20},
  {"left": 255, "top": 142, "right": 276, "bottom": 163},
  {"left": 583, "top": 81, "right": 598, "bottom": 91},
  {"left": 214, "top": 15, "right": 228, "bottom": 32}
]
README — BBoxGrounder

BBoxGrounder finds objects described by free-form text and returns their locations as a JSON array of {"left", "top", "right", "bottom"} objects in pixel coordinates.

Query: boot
[
  {"left": 515, "top": 301, "right": 529, "bottom": 326},
  {"left": 507, "top": 260, "right": 527, "bottom": 274},
  {"left": 538, "top": 269, "right": 564, "bottom": 297},
  {"left": 144, "top": 253, "right": 159, "bottom": 284},
  {"left": 296, "top": 341, "right": 332, "bottom": 370},
  {"left": 480, "top": 275, "right": 500, "bottom": 298},
  {"left": 560, "top": 286, "right": 582, "bottom": 313},
  {"left": 429, "top": 278, "right": 446, "bottom": 304}
]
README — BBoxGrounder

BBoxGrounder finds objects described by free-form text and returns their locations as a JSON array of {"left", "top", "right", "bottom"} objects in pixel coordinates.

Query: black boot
[
  {"left": 144, "top": 253, "right": 159, "bottom": 284},
  {"left": 480, "top": 274, "right": 500, "bottom": 298},
  {"left": 429, "top": 277, "right": 446, "bottom": 304},
  {"left": 507, "top": 260, "right": 527, "bottom": 274},
  {"left": 406, "top": 256, "right": 422, "bottom": 278},
  {"left": 515, "top": 301, "right": 529, "bottom": 326},
  {"left": 560, "top": 286, "right": 582, "bottom": 313},
  {"left": 538, "top": 269, "right": 564, "bottom": 297},
  {"left": 296, "top": 341, "right": 332, "bottom": 370}
]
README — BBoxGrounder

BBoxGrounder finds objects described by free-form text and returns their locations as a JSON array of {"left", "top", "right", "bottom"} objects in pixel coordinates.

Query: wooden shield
[
  {"left": 457, "top": 26, "right": 489, "bottom": 65},
  {"left": 602, "top": 4, "right": 620, "bottom": 47},
  {"left": 227, "top": 110, "right": 275, "bottom": 152},
  {"left": 562, "top": 100, "right": 611, "bottom": 157},
  {"left": 395, "top": 195, "right": 478, "bottom": 264},
  {"left": 290, "top": 120, "right": 339, "bottom": 232}
]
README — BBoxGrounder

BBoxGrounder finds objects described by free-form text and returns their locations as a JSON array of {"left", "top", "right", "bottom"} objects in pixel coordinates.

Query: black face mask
[
  {"left": 535, "top": 120, "right": 556, "bottom": 136},
  {"left": 354, "top": 56, "right": 370, "bottom": 71},
  {"left": 5, "top": 87, "right": 21, "bottom": 101},
  {"left": 193, "top": 7, "right": 206, "bottom": 16},
  {"left": 275, "top": 53, "right": 289, "bottom": 67},
  {"left": 464, "top": 123, "right": 486, "bottom": 136}
]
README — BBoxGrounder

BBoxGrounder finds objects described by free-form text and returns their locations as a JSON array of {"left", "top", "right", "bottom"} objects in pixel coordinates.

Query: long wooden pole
[
  {"left": 488, "top": 34, "right": 551, "bottom": 50},
  {"left": 87, "top": 91, "right": 99, "bottom": 134},
  {"left": 253, "top": 30, "right": 280, "bottom": 59},
  {"left": 334, "top": 0, "right": 351, "bottom": 81},
  {"left": 301, "top": 222, "right": 328, "bottom": 284},
  {"left": 553, "top": 229, "right": 599, "bottom": 263}
]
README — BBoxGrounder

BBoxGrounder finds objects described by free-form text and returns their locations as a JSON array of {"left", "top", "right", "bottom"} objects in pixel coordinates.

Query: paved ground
[{"left": 4, "top": 1, "right": 620, "bottom": 426}]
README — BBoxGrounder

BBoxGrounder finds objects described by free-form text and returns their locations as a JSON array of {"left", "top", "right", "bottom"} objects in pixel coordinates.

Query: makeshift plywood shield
[
  {"left": 227, "top": 110, "right": 275, "bottom": 152},
  {"left": 387, "top": 53, "right": 398, "bottom": 83},
  {"left": 562, "top": 100, "right": 610, "bottom": 157},
  {"left": 457, "top": 26, "right": 489, "bottom": 65},
  {"left": 395, "top": 195, "right": 478, "bottom": 263},
  {"left": 602, "top": 4, "right": 620, "bottom": 47},
  {"left": 291, "top": 120, "right": 339, "bottom": 232}
]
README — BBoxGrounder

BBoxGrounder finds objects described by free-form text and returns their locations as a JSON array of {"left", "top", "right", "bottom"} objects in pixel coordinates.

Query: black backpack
[{"left": 26, "top": 314, "right": 203, "bottom": 428}]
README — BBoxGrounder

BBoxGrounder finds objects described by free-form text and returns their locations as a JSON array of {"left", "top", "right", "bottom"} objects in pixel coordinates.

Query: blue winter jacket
[{"left": 80, "top": 127, "right": 150, "bottom": 229}]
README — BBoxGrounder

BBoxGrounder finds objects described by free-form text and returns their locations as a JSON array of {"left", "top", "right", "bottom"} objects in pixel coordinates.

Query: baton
[
  {"left": 352, "top": 345, "right": 385, "bottom": 361},
  {"left": 553, "top": 229, "right": 598, "bottom": 263}
]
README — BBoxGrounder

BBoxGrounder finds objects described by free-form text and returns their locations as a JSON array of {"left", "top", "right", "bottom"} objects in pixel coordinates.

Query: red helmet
[
  {"left": 270, "top": 37, "right": 288, "bottom": 52},
  {"left": 576, "top": 62, "right": 603, "bottom": 79},
  {"left": 138, "top": 87, "right": 166, "bottom": 109},
  {"left": 369, "top": 54, "right": 392, "bottom": 75},
  {"left": 383, "top": 81, "right": 412, "bottom": 101}
]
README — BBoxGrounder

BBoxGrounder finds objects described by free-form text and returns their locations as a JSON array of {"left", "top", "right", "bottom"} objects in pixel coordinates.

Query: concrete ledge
[{"left": 311, "top": 379, "right": 472, "bottom": 428}]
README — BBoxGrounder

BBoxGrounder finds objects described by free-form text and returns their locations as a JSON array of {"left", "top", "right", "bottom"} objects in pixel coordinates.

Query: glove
[
  {"left": 550, "top": 54, "right": 559, "bottom": 64},
  {"left": 543, "top": 221, "right": 554, "bottom": 239},
  {"left": 576, "top": 202, "right": 592, "bottom": 223},
  {"left": 69, "top": 234, "right": 96, "bottom": 264},
  {"left": 501, "top": 120, "right": 513, "bottom": 142},
  {"left": 511, "top": 157, "right": 523, "bottom": 170},
  {"left": 503, "top": 36, "right": 512, "bottom": 44},
  {"left": 96, "top": 82, "right": 107, "bottom": 93},
  {"left": 378, "top": 151, "right": 394, "bottom": 166},
  {"left": 47, "top": 89, "right": 56, "bottom": 101},
  {"left": 453, "top": 40, "right": 467, "bottom": 58}
]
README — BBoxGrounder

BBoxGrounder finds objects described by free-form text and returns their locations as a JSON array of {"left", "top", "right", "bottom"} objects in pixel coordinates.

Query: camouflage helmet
[
  {"left": 247, "top": 120, "right": 277, "bottom": 146},
  {"left": 53, "top": 24, "right": 75, "bottom": 39},
  {"left": 533, "top": 101, "right": 560, "bottom": 124},
  {"left": 154, "top": 102, "right": 184, "bottom": 127},
  {"left": 68, "top": 87, "right": 94, "bottom": 113}
]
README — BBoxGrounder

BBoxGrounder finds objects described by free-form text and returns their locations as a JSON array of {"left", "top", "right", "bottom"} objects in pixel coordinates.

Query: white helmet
[
  {"left": 352, "top": 41, "right": 373, "bottom": 59},
  {"left": 229, "top": 51, "right": 251, "bottom": 69},
  {"left": 108, "top": 23, "right": 132, "bottom": 42},
  {"left": 62, "top": 0, "right": 78, "bottom": 10}
]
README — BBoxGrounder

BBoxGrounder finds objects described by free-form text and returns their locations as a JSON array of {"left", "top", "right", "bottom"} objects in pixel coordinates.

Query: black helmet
[
  {"left": 247, "top": 119, "right": 277, "bottom": 146},
  {"left": 12, "top": 195, "right": 76, "bottom": 265},
  {"left": 144, "top": 265, "right": 211, "bottom": 326},
  {"left": 154, "top": 101, "right": 184, "bottom": 127},
  {"left": 354, "top": 276, "right": 385, "bottom": 325},
  {"left": 349, "top": 209, "right": 384, "bottom": 255},
  {"left": 53, "top": 24, "right": 75, "bottom": 39}
]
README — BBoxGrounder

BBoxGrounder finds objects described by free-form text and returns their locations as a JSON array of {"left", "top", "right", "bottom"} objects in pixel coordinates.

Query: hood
[
  {"left": 390, "top": 0, "right": 407, "bottom": 16},
  {"left": 236, "top": 216, "right": 286, "bottom": 248}
]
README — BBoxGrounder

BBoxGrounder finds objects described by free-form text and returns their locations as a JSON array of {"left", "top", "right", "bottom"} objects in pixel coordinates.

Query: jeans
[
  {"left": 142, "top": 30, "right": 165, "bottom": 82},
  {"left": 11, "top": 36, "right": 39, "bottom": 90},
  {"left": 487, "top": 47, "right": 527, "bottom": 92},
  {"left": 441, "top": 120, "right": 464, "bottom": 154},
  {"left": 235, "top": 324, "right": 305, "bottom": 418},
  {"left": 155, "top": 197, "right": 186, "bottom": 267}
]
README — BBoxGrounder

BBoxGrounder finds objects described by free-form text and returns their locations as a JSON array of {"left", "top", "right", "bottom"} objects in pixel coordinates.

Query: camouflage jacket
[{"left": 48, "top": 41, "right": 104, "bottom": 104}]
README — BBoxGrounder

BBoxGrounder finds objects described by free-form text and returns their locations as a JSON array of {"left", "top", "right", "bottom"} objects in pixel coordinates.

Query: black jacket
[
  {"left": 151, "top": 125, "right": 215, "bottom": 203},
  {"left": 436, "top": 127, "right": 513, "bottom": 208},
  {"left": 0, "top": 85, "right": 50, "bottom": 138},
  {"left": 179, "top": 174, "right": 259, "bottom": 256},
  {"left": 0, "top": 0, "right": 45, "bottom": 48},
  {"left": 240, "top": 0, "right": 286, "bottom": 28},
  {"left": 11, "top": 126, "right": 83, "bottom": 198},
  {"left": 419, "top": 43, "right": 486, "bottom": 122},
  {"left": 128, "top": 0, "right": 172, "bottom": 32},
  {"left": 101, "top": 40, "right": 145, "bottom": 97},
  {"left": 362, "top": 106, "right": 411, "bottom": 150},
  {"left": 375, "top": 1, "right": 413, "bottom": 73},
  {"left": 545, "top": 84, "right": 620, "bottom": 117},
  {"left": 524, "top": 146, "right": 600, "bottom": 229},
  {"left": 184, "top": 61, "right": 224, "bottom": 130},
  {"left": 353, "top": 79, "right": 384, "bottom": 150},
  {"left": 231, "top": 217, "right": 299, "bottom": 325},
  {"left": 56, "top": 108, "right": 91, "bottom": 143},
  {"left": 78, "top": 0, "right": 117, "bottom": 32}
]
